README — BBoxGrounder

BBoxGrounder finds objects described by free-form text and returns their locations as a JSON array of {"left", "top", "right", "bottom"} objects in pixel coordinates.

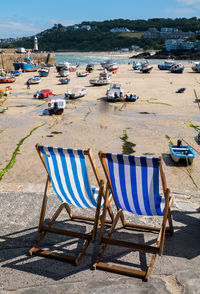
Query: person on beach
[{"left": 26, "top": 79, "right": 30, "bottom": 89}]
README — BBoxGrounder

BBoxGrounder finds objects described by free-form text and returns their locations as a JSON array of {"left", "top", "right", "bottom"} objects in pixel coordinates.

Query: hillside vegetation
[{"left": 2, "top": 17, "right": 200, "bottom": 52}]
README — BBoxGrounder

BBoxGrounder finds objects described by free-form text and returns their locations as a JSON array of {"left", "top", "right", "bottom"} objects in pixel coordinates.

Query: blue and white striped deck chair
[
  {"left": 93, "top": 152, "right": 174, "bottom": 280},
  {"left": 29, "top": 144, "right": 113, "bottom": 265}
]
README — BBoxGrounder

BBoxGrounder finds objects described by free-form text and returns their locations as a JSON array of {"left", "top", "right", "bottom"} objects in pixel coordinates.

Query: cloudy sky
[{"left": 1, "top": 0, "right": 200, "bottom": 38}]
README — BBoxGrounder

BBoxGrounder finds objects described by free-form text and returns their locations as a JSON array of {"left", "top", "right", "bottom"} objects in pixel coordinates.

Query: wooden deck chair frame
[
  {"left": 29, "top": 144, "right": 114, "bottom": 266},
  {"left": 93, "top": 152, "right": 174, "bottom": 280}
]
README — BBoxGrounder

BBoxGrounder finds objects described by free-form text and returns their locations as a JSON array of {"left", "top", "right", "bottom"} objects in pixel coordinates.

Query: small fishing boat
[
  {"left": 59, "top": 66, "right": 70, "bottom": 77},
  {"left": 90, "top": 76, "right": 110, "bottom": 86},
  {"left": 0, "top": 86, "right": 12, "bottom": 95},
  {"left": 65, "top": 87, "right": 88, "bottom": 99},
  {"left": 124, "top": 93, "right": 139, "bottom": 102},
  {"left": 29, "top": 76, "right": 41, "bottom": 84},
  {"left": 106, "top": 82, "right": 124, "bottom": 102},
  {"left": 13, "top": 57, "right": 39, "bottom": 72},
  {"left": 170, "top": 63, "right": 184, "bottom": 73},
  {"left": 176, "top": 88, "right": 186, "bottom": 93},
  {"left": 76, "top": 71, "right": 89, "bottom": 77},
  {"left": 192, "top": 62, "right": 200, "bottom": 73},
  {"left": 59, "top": 77, "right": 70, "bottom": 84},
  {"left": 10, "top": 69, "right": 22, "bottom": 76},
  {"left": 0, "top": 76, "right": 16, "bottom": 83},
  {"left": 158, "top": 60, "right": 175, "bottom": 70},
  {"left": 56, "top": 62, "right": 76, "bottom": 73},
  {"left": 132, "top": 61, "right": 142, "bottom": 70},
  {"left": 169, "top": 140, "right": 196, "bottom": 165},
  {"left": 34, "top": 89, "right": 53, "bottom": 99},
  {"left": 140, "top": 63, "right": 153, "bottom": 73},
  {"left": 47, "top": 97, "right": 66, "bottom": 115},
  {"left": 86, "top": 63, "right": 94, "bottom": 73},
  {"left": 38, "top": 67, "right": 50, "bottom": 77},
  {"left": 107, "top": 63, "right": 119, "bottom": 73}
]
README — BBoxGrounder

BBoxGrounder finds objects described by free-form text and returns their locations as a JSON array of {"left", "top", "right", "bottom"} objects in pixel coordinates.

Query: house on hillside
[{"left": 110, "top": 27, "right": 131, "bottom": 33}]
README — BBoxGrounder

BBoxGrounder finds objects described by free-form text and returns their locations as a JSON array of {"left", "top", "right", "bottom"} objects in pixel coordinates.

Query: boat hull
[{"left": 169, "top": 145, "right": 196, "bottom": 164}]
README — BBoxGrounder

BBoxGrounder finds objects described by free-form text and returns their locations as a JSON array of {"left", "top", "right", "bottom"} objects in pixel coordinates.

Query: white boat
[
  {"left": 170, "top": 63, "right": 184, "bottom": 73},
  {"left": 192, "top": 62, "right": 200, "bottom": 73},
  {"left": 90, "top": 76, "right": 111, "bottom": 86},
  {"left": 107, "top": 63, "right": 119, "bottom": 73},
  {"left": 59, "top": 66, "right": 70, "bottom": 77},
  {"left": 56, "top": 62, "right": 76, "bottom": 73},
  {"left": 140, "top": 63, "right": 153, "bottom": 73},
  {"left": 47, "top": 97, "right": 66, "bottom": 115},
  {"left": 29, "top": 76, "right": 41, "bottom": 84},
  {"left": 158, "top": 60, "right": 175, "bottom": 70},
  {"left": 106, "top": 82, "right": 124, "bottom": 101},
  {"left": 65, "top": 87, "right": 88, "bottom": 99}
]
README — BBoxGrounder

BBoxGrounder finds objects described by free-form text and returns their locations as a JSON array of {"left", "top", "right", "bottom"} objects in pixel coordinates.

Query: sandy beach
[{"left": 0, "top": 62, "right": 200, "bottom": 196}]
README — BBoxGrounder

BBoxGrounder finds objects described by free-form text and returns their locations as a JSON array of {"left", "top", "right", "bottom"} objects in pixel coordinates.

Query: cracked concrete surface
[{"left": 0, "top": 191, "right": 200, "bottom": 293}]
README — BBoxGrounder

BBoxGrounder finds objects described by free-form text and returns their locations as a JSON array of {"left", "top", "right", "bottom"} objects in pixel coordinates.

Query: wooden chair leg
[{"left": 94, "top": 210, "right": 123, "bottom": 267}]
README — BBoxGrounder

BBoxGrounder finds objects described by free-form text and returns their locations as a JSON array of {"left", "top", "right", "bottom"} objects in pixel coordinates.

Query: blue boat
[
  {"left": 169, "top": 140, "right": 196, "bottom": 165},
  {"left": 38, "top": 67, "right": 49, "bottom": 77},
  {"left": 132, "top": 61, "right": 142, "bottom": 70},
  {"left": 10, "top": 70, "right": 22, "bottom": 77},
  {"left": 170, "top": 63, "right": 184, "bottom": 73},
  {"left": 13, "top": 58, "right": 39, "bottom": 72},
  {"left": 158, "top": 60, "right": 175, "bottom": 70}
]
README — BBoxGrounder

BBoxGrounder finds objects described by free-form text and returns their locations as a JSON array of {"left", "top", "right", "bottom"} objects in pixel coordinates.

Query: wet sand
[{"left": 0, "top": 63, "right": 200, "bottom": 194}]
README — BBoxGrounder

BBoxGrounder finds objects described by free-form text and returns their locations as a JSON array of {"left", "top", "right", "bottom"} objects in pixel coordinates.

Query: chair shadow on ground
[
  {"left": 1, "top": 205, "right": 200, "bottom": 280},
  {"left": 0, "top": 219, "right": 101, "bottom": 281}
]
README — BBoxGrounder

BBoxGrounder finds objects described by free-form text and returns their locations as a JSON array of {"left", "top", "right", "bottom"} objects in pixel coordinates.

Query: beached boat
[
  {"left": 0, "top": 86, "right": 12, "bottom": 95},
  {"left": 140, "top": 63, "right": 153, "bottom": 73},
  {"left": 34, "top": 89, "right": 53, "bottom": 99},
  {"left": 124, "top": 93, "right": 139, "bottom": 102},
  {"left": 59, "top": 77, "right": 70, "bottom": 84},
  {"left": 0, "top": 76, "right": 16, "bottom": 83},
  {"left": 86, "top": 63, "right": 94, "bottom": 73},
  {"left": 47, "top": 97, "right": 66, "bottom": 115},
  {"left": 169, "top": 140, "right": 196, "bottom": 165},
  {"left": 10, "top": 69, "right": 22, "bottom": 76},
  {"left": 56, "top": 62, "right": 77, "bottom": 73},
  {"left": 176, "top": 88, "right": 186, "bottom": 93},
  {"left": 158, "top": 60, "right": 175, "bottom": 70},
  {"left": 106, "top": 82, "right": 124, "bottom": 102},
  {"left": 13, "top": 58, "right": 39, "bottom": 72},
  {"left": 29, "top": 76, "right": 41, "bottom": 84},
  {"left": 59, "top": 66, "right": 70, "bottom": 77},
  {"left": 192, "top": 62, "right": 200, "bottom": 73},
  {"left": 38, "top": 67, "right": 50, "bottom": 77},
  {"left": 170, "top": 63, "right": 184, "bottom": 73},
  {"left": 90, "top": 76, "right": 110, "bottom": 86},
  {"left": 107, "top": 63, "right": 119, "bottom": 73},
  {"left": 65, "top": 87, "right": 88, "bottom": 99},
  {"left": 132, "top": 61, "right": 142, "bottom": 70},
  {"left": 76, "top": 71, "right": 89, "bottom": 77}
]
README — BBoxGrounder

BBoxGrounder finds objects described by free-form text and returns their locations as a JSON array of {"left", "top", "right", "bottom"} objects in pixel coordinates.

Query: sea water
[{"left": 56, "top": 54, "right": 191, "bottom": 66}]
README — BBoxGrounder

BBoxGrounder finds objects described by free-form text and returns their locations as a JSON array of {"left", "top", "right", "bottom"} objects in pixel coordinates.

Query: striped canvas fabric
[
  {"left": 39, "top": 145, "right": 100, "bottom": 209},
  {"left": 106, "top": 153, "right": 165, "bottom": 216}
]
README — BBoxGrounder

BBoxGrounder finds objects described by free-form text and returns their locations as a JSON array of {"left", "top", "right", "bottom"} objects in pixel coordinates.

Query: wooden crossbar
[
  {"left": 94, "top": 262, "right": 146, "bottom": 279},
  {"left": 41, "top": 225, "right": 92, "bottom": 240},
  {"left": 102, "top": 237, "right": 160, "bottom": 254}
]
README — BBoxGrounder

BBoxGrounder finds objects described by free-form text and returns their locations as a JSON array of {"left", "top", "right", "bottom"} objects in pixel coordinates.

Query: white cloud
[
  {"left": 176, "top": 0, "right": 200, "bottom": 5},
  {"left": 0, "top": 19, "right": 41, "bottom": 37}
]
